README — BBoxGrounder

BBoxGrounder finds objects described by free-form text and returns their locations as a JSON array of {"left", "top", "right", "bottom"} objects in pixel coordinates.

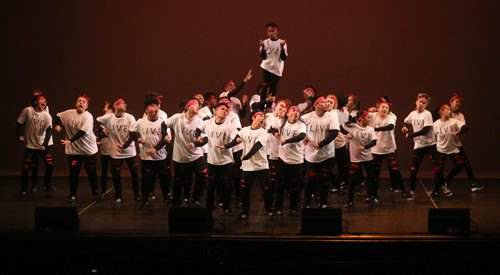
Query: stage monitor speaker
[
  {"left": 168, "top": 207, "right": 213, "bottom": 233},
  {"left": 35, "top": 207, "right": 79, "bottom": 232},
  {"left": 301, "top": 208, "right": 342, "bottom": 236},
  {"left": 428, "top": 208, "right": 470, "bottom": 236}
]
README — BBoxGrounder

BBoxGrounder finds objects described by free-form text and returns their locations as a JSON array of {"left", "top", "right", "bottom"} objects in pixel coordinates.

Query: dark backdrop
[{"left": 2, "top": 0, "right": 499, "bottom": 177}]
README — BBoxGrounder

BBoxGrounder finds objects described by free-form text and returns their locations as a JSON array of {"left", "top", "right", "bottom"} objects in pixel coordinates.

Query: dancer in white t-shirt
[
  {"left": 222, "top": 111, "right": 272, "bottom": 219},
  {"left": 370, "top": 97, "right": 408, "bottom": 198},
  {"left": 433, "top": 104, "right": 469, "bottom": 197},
  {"left": 301, "top": 97, "right": 339, "bottom": 208},
  {"left": 96, "top": 101, "right": 113, "bottom": 197},
  {"left": 131, "top": 97, "right": 170, "bottom": 207},
  {"left": 446, "top": 94, "right": 484, "bottom": 192},
  {"left": 54, "top": 95, "right": 99, "bottom": 202},
  {"left": 17, "top": 93, "right": 54, "bottom": 198},
  {"left": 272, "top": 106, "right": 306, "bottom": 215},
  {"left": 165, "top": 99, "right": 207, "bottom": 206},
  {"left": 342, "top": 110, "right": 378, "bottom": 208},
  {"left": 96, "top": 98, "right": 141, "bottom": 203},
  {"left": 199, "top": 102, "right": 238, "bottom": 214},
  {"left": 402, "top": 93, "right": 440, "bottom": 200},
  {"left": 219, "top": 69, "right": 253, "bottom": 118},
  {"left": 259, "top": 22, "right": 288, "bottom": 110}
]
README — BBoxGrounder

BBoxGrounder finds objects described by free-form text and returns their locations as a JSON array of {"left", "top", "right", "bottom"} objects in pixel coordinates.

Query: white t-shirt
[
  {"left": 333, "top": 109, "right": 349, "bottom": 149},
  {"left": 433, "top": 118, "right": 465, "bottom": 154},
  {"left": 227, "top": 110, "right": 243, "bottom": 153},
  {"left": 451, "top": 112, "right": 466, "bottom": 147},
  {"left": 371, "top": 112, "right": 397, "bottom": 155},
  {"left": 238, "top": 126, "right": 268, "bottom": 171},
  {"left": 17, "top": 107, "right": 53, "bottom": 149},
  {"left": 265, "top": 113, "right": 282, "bottom": 160},
  {"left": 131, "top": 117, "right": 167, "bottom": 161},
  {"left": 198, "top": 118, "right": 237, "bottom": 166},
  {"left": 404, "top": 110, "right": 436, "bottom": 149},
  {"left": 278, "top": 120, "right": 306, "bottom": 165},
  {"left": 302, "top": 111, "right": 340, "bottom": 163},
  {"left": 142, "top": 109, "right": 171, "bottom": 136},
  {"left": 343, "top": 124, "right": 377, "bottom": 163},
  {"left": 165, "top": 113, "right": 204, "bottom": 163},
  {"left": 56, "top": 109, "right": 98, "bottom": 155},
  {"left": 96, "top": 113, "right": 137, "bottom": 159},
  {"left": 260, "top": 38, "right": 288, "bottom": 77},
  {"left": 100, "top": 135, "right": 112, "bottom": 156},
  {"left": 220, "top": 91, "right": 243, "bottom": 114}
]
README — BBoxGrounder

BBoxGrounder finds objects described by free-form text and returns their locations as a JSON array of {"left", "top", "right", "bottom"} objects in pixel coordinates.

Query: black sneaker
[
  {"left": 406, "top": 191, "right": 415, "bottom": 201},
  {"left": 265, "top": 210, "right": 274, "bottom": 217},
  {"left": 93, "top": 193, "right": 102, "bottom": 200},
  {"left": 43, "top": 185, "right": 56, "bottom": 192},
  {"left": 275, "top": 209, "right": 283, "bottom": 215},
  {"left": 239, "top": 212, "right": 248, "bottom": 220},
  {"left": 441, "top": 184, "right": 453, "bottom": 197},
  {"left": 223, "top": 208, "right": 233, "bottom": 216},
  {"left": 134, "top": 196, "right": 142, "bottom": 201},
  {"left": 149, "top": 192, "right": 156, "bottom": 200},
  {"left": 471, "top": 183, "right": 485, "bottom": 192},
  {"left": 289, "top": 209, "right": 300, "bottom": 216},
  {"left": 344, "top": 201, "right": 354, "bottom": 208},
  {"left": 18, "top": 192, "right": 27, "bottom": 199},
  {"left": 67, "top": 196, "right": 76, "bottom": 202},
  {"left": 140, "top": 201, "right": 150, "bottom": 208},
  {"left": 30, "top": 185, "right": 37, "bottom": 193},
  {"left": 372, "top": 197, "right": 381, "bottom": 205}
]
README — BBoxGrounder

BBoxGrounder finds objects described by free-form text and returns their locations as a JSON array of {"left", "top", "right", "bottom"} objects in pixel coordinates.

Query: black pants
[
  {"left": 111, "top": 156, "right": 140, "bottom": 200},
  {"left": 347, "top": 160, "right": 376, "bottom": 203},
  {"left": 100, "top": 154, "right": 111, "bottom": 194},
  {"left": 437, "top": 152, "right": 465, "bottom": 187},
  {"left": 373, "top": 152, "right": 405, "bottom": 191},
  {"left": 68, "top": 154, "right": 98, "bottom": 197},
  {"left": 304, "top": 158, "right": 333, "bottom": 206},
  {"left": 268, "top": 158, "right": 279, "bottom": 204},
  {"left": 232, "top": 150, "right": 243, "bottom": 199},
  {"left": 409, "top": 145, "right": 440, "bottom": 191},
  {"left": 21, "top": 147, "right": 53, "bottom": 193},
  {"left": 141, "top": 159, "right": 171, "bottom": 202},
  {"left": 172, "top": 157, "right": 207, "bottom": 206},
  {"left": 241, "top": 169, "right": 272, "bottom": 216},
  {"left": 206, "top": 163, "right": 233, "bottom": 211},
  {"left": 262, "top": 69, "right": 280, "bottom": 109},
  {"left": 331, "top": 145, "right": 350, "bottom": 190},
  {"left": 276, "top": 159, "right": 303, "bottom": 211},
  {"left": 446, "top": 146, "right": 475, "bottom": 183}
]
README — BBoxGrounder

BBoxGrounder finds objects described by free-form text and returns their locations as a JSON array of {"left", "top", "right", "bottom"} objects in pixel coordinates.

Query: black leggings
[
  {"left": 21, "top": 147, "right": 53, "bottom": 193},
  {"left": 347, "top": 160, "right": 377, "bottom": 202},
  {"left": 276, "top": 159, "right": 303, "bottom": 211},
  {"left": 206, "top": 163, "right": 233, "bottom": 211},
  {"left": 141, "top": 159, "right": 171, "bottom": 202},
  {"left": 331, "top": 145, "right": 350, "bottom": 189},
  {"left": 241, "top": 169, "right": 272, "bottom": 216},
  {"left": 436, "top": 152, "right": 465, "bottom": 187},
  {"left": 304, "top": 158, "right": 333, "bottom": 206},
  {"left": 232, "top": 150, "right": 243, "bottom": 199},
  {"left": 409, "top": 145, "right": 440, "bottom": 191},
  {"left": 373, "top": 152, "right": 404, "bottom": 191},
  {"left": 100, "top": 154, "right": 111, "bottom": 194},
  {"left": 445, "top": 146, "right": 475, "bottom": 183},
  {"left": 111, "top": 156, "right": 140, "bottom": 200},
  {"left": 262, "top": 70, "right": 280, "bottom": 109},
  {"left": 172, "top": 157, "right": 207, "bottom": 206},
  {"left": 68, "top": 154, "right": 98, "bottom": 197}
]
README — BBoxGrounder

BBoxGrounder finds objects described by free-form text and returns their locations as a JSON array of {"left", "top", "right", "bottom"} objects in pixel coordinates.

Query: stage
[{"left": 1, "top": 176, "right": 499, "bottom": 274}]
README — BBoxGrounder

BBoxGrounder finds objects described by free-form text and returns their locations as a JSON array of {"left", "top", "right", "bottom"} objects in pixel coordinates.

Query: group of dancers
[{"left": 16, "top": 23, "right": 484, "bottom": 219}]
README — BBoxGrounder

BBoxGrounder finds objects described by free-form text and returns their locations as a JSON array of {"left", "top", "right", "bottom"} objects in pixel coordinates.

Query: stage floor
[{"left": 1, "top": 176, "right": 499, "bottom": 238}]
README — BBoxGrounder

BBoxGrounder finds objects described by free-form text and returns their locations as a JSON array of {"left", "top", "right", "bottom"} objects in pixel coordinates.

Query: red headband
[
  {"left": 219, "top": 98, "right": 231, "bottom": 105},
  {"left": 449, "top": 94, "right": 463, "bottom": 104},
  {"left": 113, "top": 98, "right": 125, "bottom": 107},
  {"left": 376, "top": 97, "right": 392, "bottom": 107},
  {"left": 287, "top": 105, "right": 300, "bottom": 113},
  {"left": 357, "top": 110, "right": 370, "bottom": 122},
  {"left": 276, "top": 100, "right": 290, "bottom": 109},
  {"left": 313, "top": 96, "right": 325, "bottom": 107},
  {"left": 184, "top": 99, "right": 198, "bottom": 110},
  {"left": 157, "top": 95, "right": 163, "bottom": 104},
  {"left": 252, "top": 111, "right": 264, "bottom": 120}
]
